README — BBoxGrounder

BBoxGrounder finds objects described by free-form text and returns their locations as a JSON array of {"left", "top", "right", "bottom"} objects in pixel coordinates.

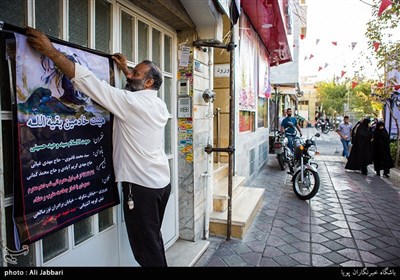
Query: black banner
[{"left": 3, "top": 26, "right": 119, "bottom": 246}]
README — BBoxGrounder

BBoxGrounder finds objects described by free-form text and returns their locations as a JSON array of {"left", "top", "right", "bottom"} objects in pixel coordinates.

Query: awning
[{"left": 241, "top": 0, "right": 292, "bottom": 66}]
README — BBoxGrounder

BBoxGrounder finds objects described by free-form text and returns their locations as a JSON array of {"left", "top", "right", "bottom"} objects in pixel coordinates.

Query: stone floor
[{"left": 195, "top": 128, "right": 400, "bottom": 267}]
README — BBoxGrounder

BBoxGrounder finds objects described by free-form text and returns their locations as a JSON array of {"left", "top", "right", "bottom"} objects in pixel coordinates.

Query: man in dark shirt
[{"left": 280, "top": 108, "right": 302, "bottom": 151}]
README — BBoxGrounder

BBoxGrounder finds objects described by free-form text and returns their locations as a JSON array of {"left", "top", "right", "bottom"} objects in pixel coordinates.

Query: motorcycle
[
  {"left": 273, "top": 131, "right": 290, "bottom": 170},
  {"left": 315, "top": 118, "right": 331, "bottom": 134},
  {"left": 291, "top": 132, "right": 321, "bottom": 200}
]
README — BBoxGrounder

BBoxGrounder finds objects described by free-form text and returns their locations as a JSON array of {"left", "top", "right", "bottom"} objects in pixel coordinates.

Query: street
[{"left": 195, "top": 127, "right": 400, "bottom": 267}]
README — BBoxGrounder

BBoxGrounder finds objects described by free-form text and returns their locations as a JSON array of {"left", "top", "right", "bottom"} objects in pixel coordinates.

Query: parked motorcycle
[
  {"left": 274, "top": 131, "right": 289, "bottom": 170},
  {"left": 315, "top": 118, "right": 331, "bottom": 134},
  {"left": 291, "top": 132, "right": 321, "bottom": 200}
]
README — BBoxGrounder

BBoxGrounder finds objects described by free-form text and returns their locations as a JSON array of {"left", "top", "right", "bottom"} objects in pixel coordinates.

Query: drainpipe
[
  {"left": 196, "top": 25, "right": 236, "bottom": 241},
  {"left": 203, "top": 47, "right": 214, "bottom": 239},
  {"left": 226, "top": 23, "right": 236, "bottom": 241}
]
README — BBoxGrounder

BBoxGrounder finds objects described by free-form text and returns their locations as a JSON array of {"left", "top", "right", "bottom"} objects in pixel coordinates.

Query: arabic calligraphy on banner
[{"left": 11, "top": 33, "right": 119, "bottom": 246}]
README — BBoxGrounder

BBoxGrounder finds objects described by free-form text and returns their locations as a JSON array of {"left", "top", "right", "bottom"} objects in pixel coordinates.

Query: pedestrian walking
[
  {"left": 337, "top": 115, "right": 352, "bottom": 158},
  {"left": 345, "top": 118, "right": 373, "bottom": 175},
  {"left": 373, "top": 121, "right": 395, "bottom": 177}
]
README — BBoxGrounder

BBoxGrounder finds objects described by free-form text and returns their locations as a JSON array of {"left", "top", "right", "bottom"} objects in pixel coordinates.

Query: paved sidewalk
[{"left": 195, "top": 128, "right": 400, "bottom": 267}]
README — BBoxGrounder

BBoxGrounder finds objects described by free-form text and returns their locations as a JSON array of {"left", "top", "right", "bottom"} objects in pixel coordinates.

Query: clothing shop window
[
  {"left": 35, "top": 0, "right": 62, "bottom": 39},
  {"left": 68, "top": 0, "right": 89, "bottom": 47},
  {"left": 95, "top": 0, "right": 111, "bottom": 53},
  {"left": 42, "top": 228, "right": 69, "bottom": 263},
  {"left": 0, "top": 0, "right": 25, "bottom": 27},
  {"left": 74, "top": 216, "right": 94, "bottom": 246},
  {"left": 121, "top": 11, "right": 134, "bottom": 62},
  {"left": 138, "top": 20, "right": 149, "bottom": 62}
]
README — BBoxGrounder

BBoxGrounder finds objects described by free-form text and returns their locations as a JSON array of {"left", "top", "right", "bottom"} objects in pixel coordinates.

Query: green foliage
[
  {"left": 366, "top": 0, "right": 400, "bottom": 83},
  {"left": 316, "top": 80, "right": 380, "bottom": 118},
  {"left": 316, "top": 81, "right": 347, "bottom": 116},
  {"left": 390, "top": 141, "right": 399, "bottom": 165}
]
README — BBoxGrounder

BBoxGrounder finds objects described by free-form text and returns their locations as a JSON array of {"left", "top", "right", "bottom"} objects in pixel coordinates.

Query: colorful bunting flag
[
  {"left": 309, "top": 54, "right": 314, "bottom": 59},
  {"left": 304, "top": 56, "right": 308, "bottom": 60},
  {"left": 352, "top": 81, "right": 358, "bottom": 89},
  {"left": 394, "top": 85, "right": 400, "bottom": 90},
  {"left": 324, "top": 63, "right": 329, "bottom": 68},
  {"left": 373, "top": 41, "right": 380, "bottom": 52},
  {"left": 378, "top": 0, "right": 392, "bottom": 16},
  {"left": 318, "top": 66, "right": 323, "bottom": 72},
  {"left": 332, "top": 42, "right": 337, "bottom": 46},
  {"left": 300, "top": 34, "right": 305, "bottom": 40},
  {"left": 377, "top": 82, "right": 385, "bottom": 88},
  {"left": 316, "top": 39, "right": 320, "bottom": 45},
  {"left": 341, "top": 71, "right": 346, "bottom": 78},
  {"left": 351, "top": 42, "right": 357, "bottom": 50}
]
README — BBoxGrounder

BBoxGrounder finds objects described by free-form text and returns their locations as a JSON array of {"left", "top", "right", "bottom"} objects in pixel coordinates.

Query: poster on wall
[
  {"left": 238, "top": 14, "right": 256, "bottom": 111},
  {"left": 5, "top": 28, "right": 119, "bottom": 246},
  {"left": 384, "top": 63, "right": 400, "bottom": 137}
]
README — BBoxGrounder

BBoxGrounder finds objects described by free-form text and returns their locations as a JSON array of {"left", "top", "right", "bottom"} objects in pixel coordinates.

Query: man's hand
[
  {"left": 26, "top": 26, "right": 57, "bottom": 59},
  {"left": 25, "top": 26, "right": 75, "bottom": 79},
  {"left": 112, "top": 53, "right": 132, "bottom": 79}
]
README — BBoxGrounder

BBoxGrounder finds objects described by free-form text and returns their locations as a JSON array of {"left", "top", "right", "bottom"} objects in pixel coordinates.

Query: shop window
[
  {"left": 164, "top": 35, "right": 172, "bottom": 73},
  {"left": 138, "top": 20, "right": 149, "bottom": 62},
  {"left": 95, "top": 0, "right": 111, "bottom": 53},
  {"left": 152, "top": 29, "right": 161, "bottom": 67},
  {"left": 74, "top": 216, "right": 94, "bottom": 245},
  {"left": 98, "top": 207, "right": 114, "bottom": 232},
  {"left": 239, "top": 111, "right": 255, "bottom": 132},
  {"left": 42, "top": 228, "right": 69, "bottom": 263},
  {"left": 121, "top": 11, "right": 134, "bottom": 62},
  {"left": 0, "top": 0, "right": 26, "bottom": 28},
  {"left": 68, "top": 0, "right": 89, "bottom": 47},
  {"left": 257, "top": 97, "right": 268, "bottom": 128},
  {"left": 35, "top": 0, "right": 62, "bottom": 39},
  {"left": 2, "top": 120, "right": 13, "bottom": 197}
]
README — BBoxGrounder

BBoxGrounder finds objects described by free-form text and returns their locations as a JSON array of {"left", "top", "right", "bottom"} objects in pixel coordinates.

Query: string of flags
[
  {"left": 302, "top": 38, "right": 361, "bottom": 77},
  {"left": 300, "top": 0, "right": 394, "bottom": 77}
]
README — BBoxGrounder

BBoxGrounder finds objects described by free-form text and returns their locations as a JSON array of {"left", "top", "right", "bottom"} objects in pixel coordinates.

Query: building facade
[{"left": 0, "top": 0, "right": 292, "bottom": 266}]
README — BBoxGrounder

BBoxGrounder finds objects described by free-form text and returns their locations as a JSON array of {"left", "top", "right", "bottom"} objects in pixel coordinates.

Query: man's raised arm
[{"left": 25, "top": 26, "right": 75, "bottom": 79}]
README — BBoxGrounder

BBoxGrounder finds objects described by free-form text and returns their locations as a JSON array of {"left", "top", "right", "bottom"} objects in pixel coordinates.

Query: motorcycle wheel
[
  {"left": 292, "top": 168, "right": 320, "bottom": 200},
  {"left": 277, "top": 154, "right": 286, "bottom": 170},
  {"left": 315, "top": 124, "right": 321, "bottom": 131},
  {"left": 322, "top": 126, "right": 330, "bottom": 134},
  {"left": 329, "top": 125, "right": 335, "bottom": 131}
]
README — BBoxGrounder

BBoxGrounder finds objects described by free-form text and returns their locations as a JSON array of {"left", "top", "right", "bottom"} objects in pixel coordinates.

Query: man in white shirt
[
  {"left": 26, "top": 27, "right": 171, "bottom": 267},
  {"left": 337, "top": 115, "right": 352, "bottom": 159}
]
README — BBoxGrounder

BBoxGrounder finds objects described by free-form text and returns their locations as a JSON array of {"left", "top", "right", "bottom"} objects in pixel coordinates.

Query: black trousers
[{"left": 122, "top": 182, "right": 171, "bottom": 267}]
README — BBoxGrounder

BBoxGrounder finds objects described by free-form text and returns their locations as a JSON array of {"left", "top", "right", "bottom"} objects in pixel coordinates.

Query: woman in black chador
[
  {"left": 345, "top": 118, "right": 373, "bottom": 175},
  {"left": 373, "top": 121, "right": 394, "bottom": 177}
]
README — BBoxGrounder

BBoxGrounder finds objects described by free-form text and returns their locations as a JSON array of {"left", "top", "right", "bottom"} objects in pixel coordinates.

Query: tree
[
  {"left": 315, "top": 79, "right": 380, "bottom": 120},
  {"left": 365, "top": 0, "right": 400, "bottom": 165}
]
